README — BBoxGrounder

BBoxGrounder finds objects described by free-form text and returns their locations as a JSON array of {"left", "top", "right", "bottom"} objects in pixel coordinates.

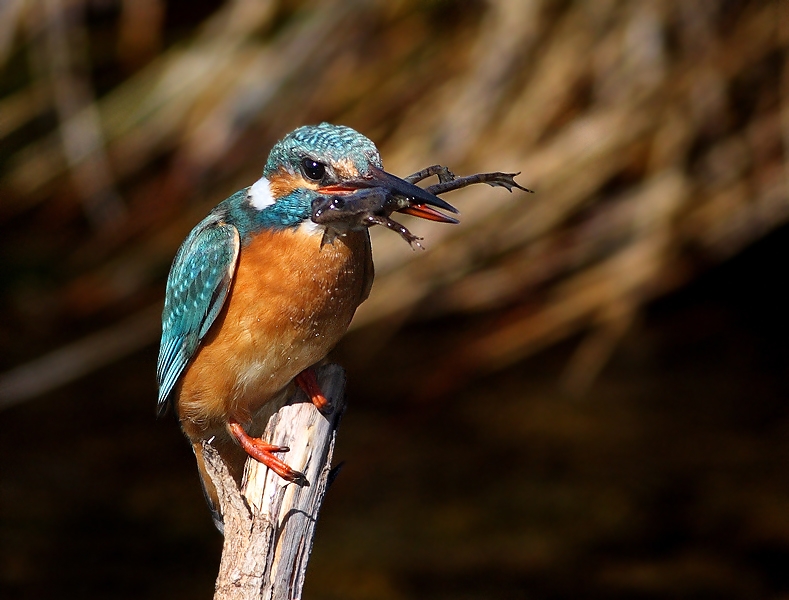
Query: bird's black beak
[{"left": 319, "top": 165, "right": 459, "bottom": 224}]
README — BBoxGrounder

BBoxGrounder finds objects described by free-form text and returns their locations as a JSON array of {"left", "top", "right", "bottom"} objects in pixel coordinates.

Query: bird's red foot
[
  {"left": 228, "top": 421, "right": 308, "bottom": 486},
  {"left": 295, "top": 368, "right": 333, "bottom": 414}
]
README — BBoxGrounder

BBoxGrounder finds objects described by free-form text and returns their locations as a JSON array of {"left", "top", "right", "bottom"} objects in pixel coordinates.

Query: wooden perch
[{"left": 201, "top": 363, "right": 346, "bottom": 600}]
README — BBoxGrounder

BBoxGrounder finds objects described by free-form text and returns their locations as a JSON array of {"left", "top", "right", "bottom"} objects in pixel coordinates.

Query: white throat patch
[
  {"left": 299, "top": 219, "right": 323, "bottom": 237},
  {"left": 247, "top": 177, "right": 275, "bottom": 210}
]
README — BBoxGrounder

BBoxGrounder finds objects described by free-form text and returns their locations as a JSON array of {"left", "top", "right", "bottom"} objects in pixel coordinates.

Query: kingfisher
[{"left": 157, "top": 123, "right": 458, "bottom": 525}]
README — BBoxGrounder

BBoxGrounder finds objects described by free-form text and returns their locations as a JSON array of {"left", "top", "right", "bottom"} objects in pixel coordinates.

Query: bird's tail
[{"left": 191, "top": 435, "right": 248, "bottom": 534}]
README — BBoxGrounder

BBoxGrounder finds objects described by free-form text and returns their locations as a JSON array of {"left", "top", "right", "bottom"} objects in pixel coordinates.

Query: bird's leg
[
  {"left": 404, "top": 164, "right": 456, "bottom": 185},
  {"left": 227, "top": 420, "right": 309, "bottom": 486},
  {"left": 295, "top": 368, "right": 334, "bottom": 414}
]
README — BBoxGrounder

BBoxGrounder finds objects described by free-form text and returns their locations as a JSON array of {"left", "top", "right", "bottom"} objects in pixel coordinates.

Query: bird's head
[{"left": 243, "top": 123, "right": 457, "bottom": 233}]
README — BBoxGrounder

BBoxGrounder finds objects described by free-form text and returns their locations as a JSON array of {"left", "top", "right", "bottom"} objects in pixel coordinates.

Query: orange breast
[{"left": 177, "top": 226, "right": 373, "bottom": 439}]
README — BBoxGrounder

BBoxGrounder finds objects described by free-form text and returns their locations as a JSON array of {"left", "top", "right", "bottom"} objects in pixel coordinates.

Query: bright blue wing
[{"left": 157, "top": 214, "right": 240, "bottom": 414}]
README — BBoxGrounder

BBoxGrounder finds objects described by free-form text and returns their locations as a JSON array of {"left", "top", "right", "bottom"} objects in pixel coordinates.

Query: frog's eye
[{"left": 331, "top": 197, "right": 346, "bottom": 209}]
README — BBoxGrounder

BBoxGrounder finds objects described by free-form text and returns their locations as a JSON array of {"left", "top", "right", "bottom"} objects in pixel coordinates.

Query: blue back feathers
[{"left": 157, "top": 210, "right": 240, "bottom": 412}]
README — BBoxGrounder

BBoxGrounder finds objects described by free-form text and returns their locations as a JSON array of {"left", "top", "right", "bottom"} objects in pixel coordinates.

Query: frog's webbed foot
[
  {"left": 365, "top": 214, "right": 424, "bottom": 249},
  {"left": 405, "top": 165, "right": 456, "bottom": 185}
]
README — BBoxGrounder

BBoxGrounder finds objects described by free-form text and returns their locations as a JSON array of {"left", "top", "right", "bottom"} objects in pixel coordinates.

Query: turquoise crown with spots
[{"left": 264, "top": 122, "right": 383, "bottom": 178}]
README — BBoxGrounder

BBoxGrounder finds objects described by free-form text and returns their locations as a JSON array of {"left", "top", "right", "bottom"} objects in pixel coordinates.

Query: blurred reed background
[{"left": 1, "top": 0, "right": 787, "bottom": 598}]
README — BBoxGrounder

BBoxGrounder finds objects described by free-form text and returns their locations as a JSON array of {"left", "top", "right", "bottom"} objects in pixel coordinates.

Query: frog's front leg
[{"left": 364, "top": 214, "right": 424, "bottom": 249}]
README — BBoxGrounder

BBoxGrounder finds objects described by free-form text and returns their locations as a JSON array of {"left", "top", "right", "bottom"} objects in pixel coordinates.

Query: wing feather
[{"left": 156, "top": 215, "right": 240, "bottom": 414}]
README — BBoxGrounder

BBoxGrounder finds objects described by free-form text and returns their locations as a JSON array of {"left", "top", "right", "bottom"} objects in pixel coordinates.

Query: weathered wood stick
[{"left": 201, "top": 363, "right": 346, "bottom": 600}]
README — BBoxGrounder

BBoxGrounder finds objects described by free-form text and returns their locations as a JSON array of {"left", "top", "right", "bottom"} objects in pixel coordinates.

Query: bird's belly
[{"left": 177, "top": 226, "right": 372, "bottom": 436}]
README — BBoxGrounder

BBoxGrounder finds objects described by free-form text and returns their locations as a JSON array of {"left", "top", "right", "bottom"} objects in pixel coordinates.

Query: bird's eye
[{"left": 301, "top": 158, "right": 326, "bottom": 181}]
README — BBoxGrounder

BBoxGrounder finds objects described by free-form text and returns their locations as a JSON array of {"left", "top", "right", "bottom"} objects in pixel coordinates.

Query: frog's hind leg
[{"left": 404, "top": 165, "right": 456, "bottom": 185}]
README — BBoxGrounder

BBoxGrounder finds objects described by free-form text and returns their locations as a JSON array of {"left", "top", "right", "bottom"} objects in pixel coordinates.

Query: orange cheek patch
[{"left": 267, "top": 170, "right": 318, "bottom": 198}]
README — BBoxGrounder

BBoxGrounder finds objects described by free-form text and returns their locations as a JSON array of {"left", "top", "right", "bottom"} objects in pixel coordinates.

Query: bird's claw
[
  {"left": 228, "top": 421, "right": 310, "bottom": 486},
  {"left": 283, "top": 468, "right": 310, "bottom": 487}
]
